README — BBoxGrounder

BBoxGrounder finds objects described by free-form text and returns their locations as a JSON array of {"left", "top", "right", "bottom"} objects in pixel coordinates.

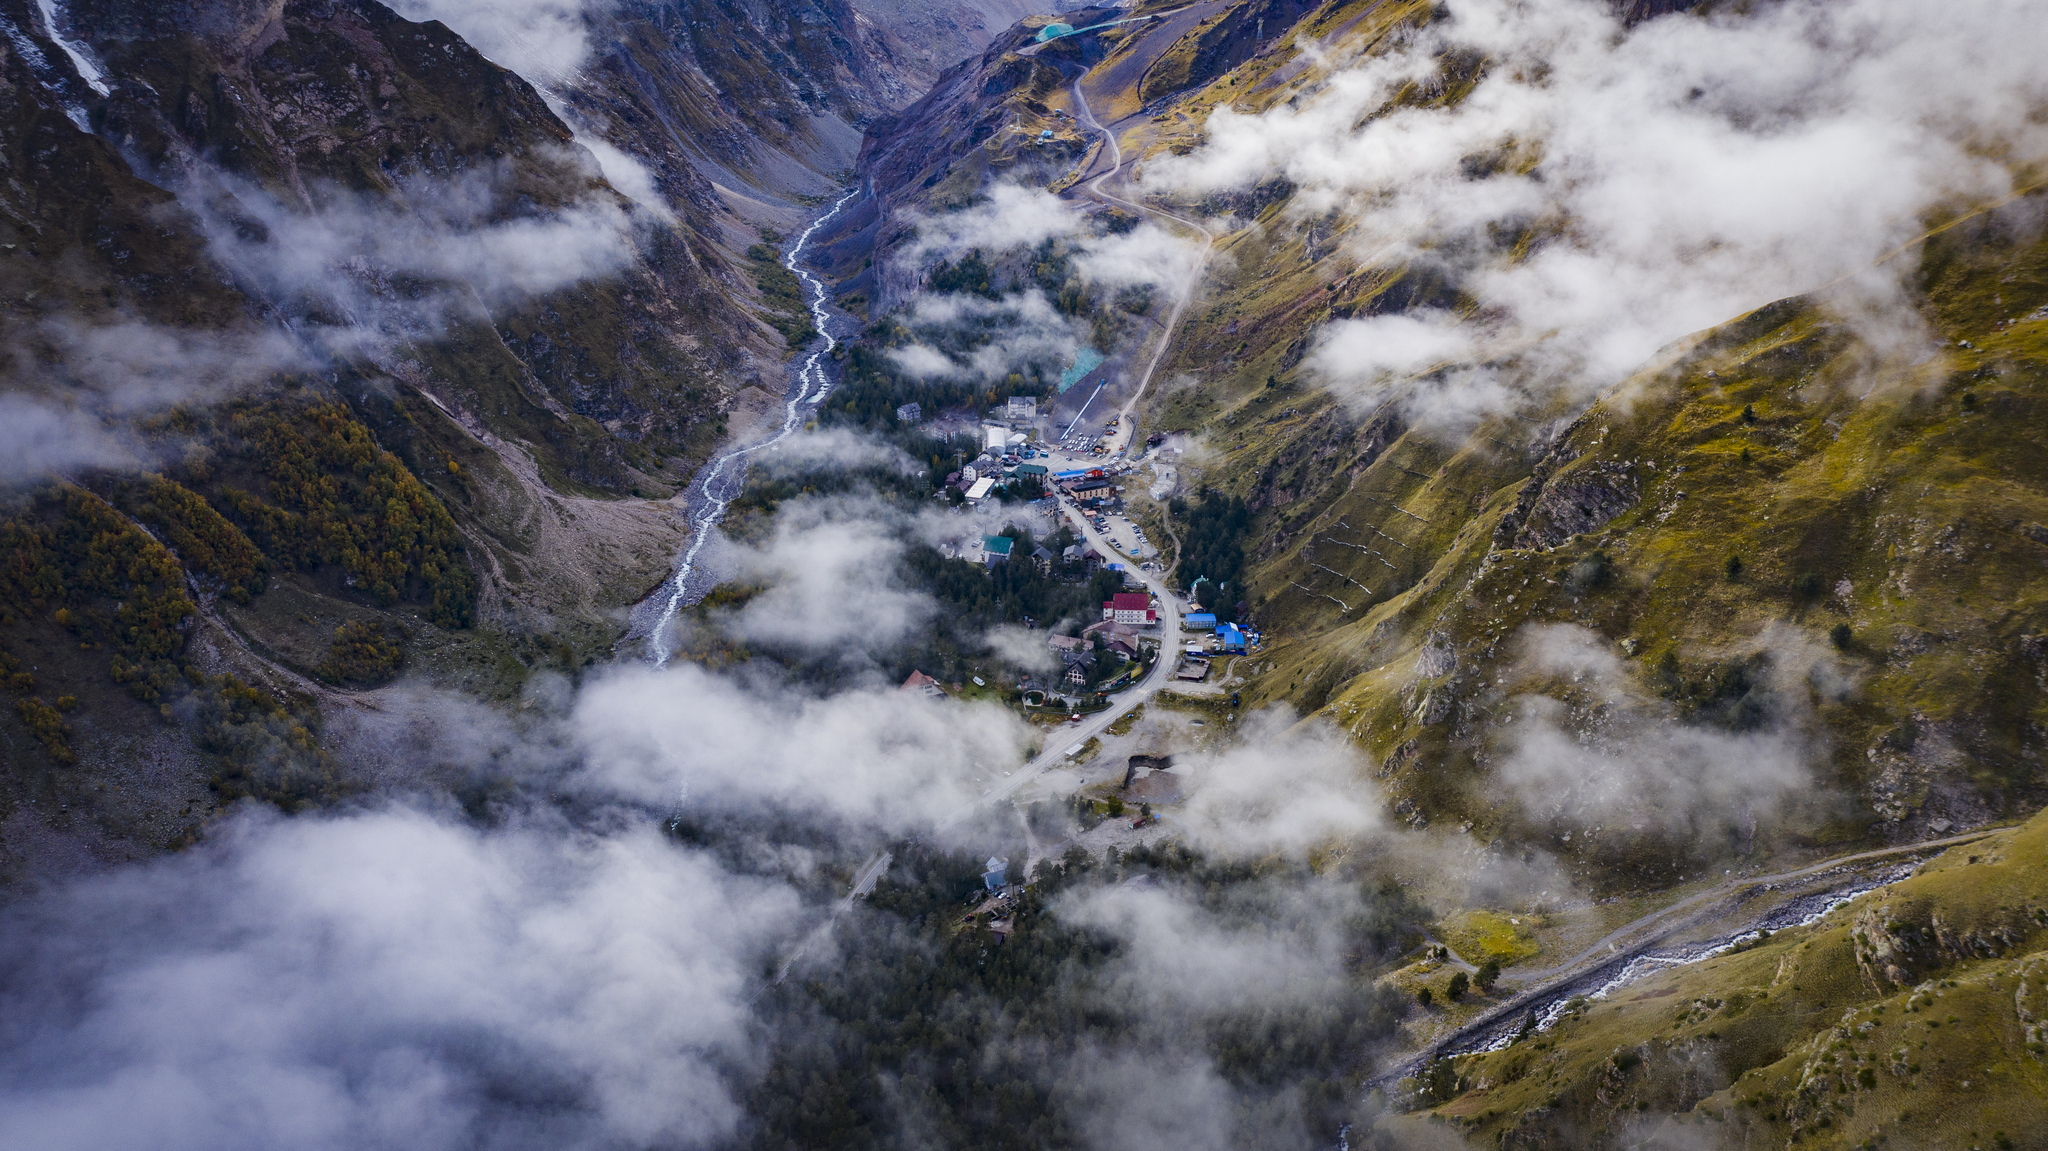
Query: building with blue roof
[
  {"left": 1183, "top": 613, "right": 1217, "bottom": 629},
  {"left": 1218, "top": 624, "right": 1247, "bottom": 653}
]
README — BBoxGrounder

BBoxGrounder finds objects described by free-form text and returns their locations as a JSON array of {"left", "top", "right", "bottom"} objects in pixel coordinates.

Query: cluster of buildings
[
  {"left": 933, "top": 398, "right": 1053, "bottom": 505},
  {"left": 1180, "top": 611, "right": 1256, "bottom": 654}
]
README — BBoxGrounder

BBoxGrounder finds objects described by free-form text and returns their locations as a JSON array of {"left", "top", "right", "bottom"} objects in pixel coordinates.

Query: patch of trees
[
  {"left": 122, "top": 474, "right": 269, "bottom": 603},
  {"left": 826, "top": 343, "right": 1051, "bottom": 430},
  {"left": 747, "top": 235, "right": 819, "bottom": 349},
  {"left": 2, "top": 486, "right": 197, "bottom": 662},
  {"left": 14, "top": 695, "right": 75, "bottom": 764},
  {"left": 1172, "top": 488, "right": 1252, "bottom": 617},
  {"left": 743, "top": 841, "right": 1430, "bottom": 1150},
  {"left": 905, "top": 547, "right": 1124, "bottom": 631},
  {"left": 214, "top": 402, "right": 475, "bottom": 628},
  {"left": 317, "top": 621, "right": 407, "bottom": 687},
  {"left": 0, "top": 485, "right": 337, "bottom": 805},
  {"left": 928, "top": 250, "right": 998, "bottom": 298}
]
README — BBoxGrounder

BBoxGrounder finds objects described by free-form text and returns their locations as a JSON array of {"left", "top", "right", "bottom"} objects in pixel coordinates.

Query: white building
[
  {"left": 965, "top": 476, "right": 996, "bottom": 504},
  {"left": 1007, "top": 395, "right": 1037, "bottom": 421},
  {"left": 985, "top": 426, "right": 1008, "bottom": 452}
]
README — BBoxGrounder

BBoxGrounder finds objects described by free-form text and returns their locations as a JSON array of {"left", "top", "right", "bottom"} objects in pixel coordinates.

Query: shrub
[
  {"left": 217, "top": 402, "right": 475, "bottom": 628},
  {"left": 15, "top": 696, "right": 76, "bottom": 764},
  {"left": 316, "top": 621, "right": 407, "bottom": 687},
  {"left": 1417, "top": 987, "right": 1434, "bottom": 1008},
  {"left": 1725, "top": 553, "right": 1744, "bottom": 581},
  {"left": 126, "top": 476, "right": 268, "bottom": 603},
  {"left": 1831, "top": 623, "right": 1853, "bottom": 650}
]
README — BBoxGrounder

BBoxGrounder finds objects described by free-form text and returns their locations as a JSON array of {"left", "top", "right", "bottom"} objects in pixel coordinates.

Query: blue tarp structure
[{"left": 1059, "top": 347, "right": 1105, "bottom": 392}]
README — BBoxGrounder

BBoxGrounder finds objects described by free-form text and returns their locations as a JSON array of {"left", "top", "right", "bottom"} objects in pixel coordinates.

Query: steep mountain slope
[
  {"left": 1371, "top": 806, "right": 2048, "bottom": 1149},
  {"left": 0, "top": 0, "right": 939, "bottom": 881},
  {"left": 839, "top": 0, "right": 2048, "bottom": 876}
]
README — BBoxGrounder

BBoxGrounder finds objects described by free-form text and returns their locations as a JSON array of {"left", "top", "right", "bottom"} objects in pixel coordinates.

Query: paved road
[
  {"left": 936, "top": 512, "right": 1185, "bottom": 830},
  {"left": 1361, "top": 824, "right": 2010, "bottom": 1091}
]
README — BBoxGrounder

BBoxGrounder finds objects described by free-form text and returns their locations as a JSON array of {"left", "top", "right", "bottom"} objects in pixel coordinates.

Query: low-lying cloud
[
  {"left": 0, "top": 805, "right": 793, "bottom": 1151},
  {"left": 1492, "top": 624, "right": 1832, "bottom": 838},
  {"left": 385, "top": 0, "right": 611, "bottom": 81},
  {"left": 1144, "top": 0, "right": 2048, "bottom": 428},
  {"left": 572, "top": 662, "right": 1030, "bottom": 830}
]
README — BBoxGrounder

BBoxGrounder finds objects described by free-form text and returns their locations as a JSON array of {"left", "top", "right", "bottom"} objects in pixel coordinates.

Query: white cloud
[
  {"left": 0, "top": 806, "right": 793, "bottom": 1151},
  {"left": 570, "top": 662, "right": 1030, "bottom": 829},
  {"left": 887, "top": 289, "right": 1085, "bottom": 383},
  {"left": 1174, "top": 711, "right": 1389, "bottom": 855},
  {"left": 384, "top": 0, "right": 610, "bottom": 81},
  {"left": 1491, "top": 624, "right": 1823, "bottom": 836},
  {"left": 901, "top": 183, "right": 1082, "bottom": 264},
  {"left": 1144, "top": 0, "right": 2048, "bottom": 420}
]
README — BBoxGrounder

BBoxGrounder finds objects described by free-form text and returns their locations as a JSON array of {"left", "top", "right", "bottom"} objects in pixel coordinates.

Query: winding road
[
  {"left": 1361, "top": 823, "right": 2010, "bottom": 1092},
  {"left": 1068, "top": 77, "right": 1216, "bottom": 457}
]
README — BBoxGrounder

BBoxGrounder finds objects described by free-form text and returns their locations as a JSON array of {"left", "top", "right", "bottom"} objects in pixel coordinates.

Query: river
[{"left": 647, "top": 190, "right": 860, "bottom": 665}]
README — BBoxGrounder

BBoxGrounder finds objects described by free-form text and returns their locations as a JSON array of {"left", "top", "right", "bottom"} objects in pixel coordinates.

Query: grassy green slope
[{"left": 1370, "top": 808, "right": 2048, "bottom": 1150}]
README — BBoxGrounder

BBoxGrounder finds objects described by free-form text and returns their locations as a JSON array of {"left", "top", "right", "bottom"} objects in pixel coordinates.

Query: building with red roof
[{"left": 1101, "top": 592, "right": 1156, "bottom": 625}]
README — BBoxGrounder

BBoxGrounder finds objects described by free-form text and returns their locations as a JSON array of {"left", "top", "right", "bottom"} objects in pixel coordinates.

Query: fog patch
[
  {"left": 1145, "top": 0, "right": 2048, "bottom": 424},
  {"left": 1492, "top": 623, "right": 1834, "bottom": 838},
  {"left": 887, "top": 289, "right": 1086, "bottom": 384},
  {"left": 0, "top": 805, "right": 791, "bottom": 1151},
  {"left": 1175, "top": 710, "right": 1390, "bottom": 855},
  {"left": 384, "top": 0, "right": 610, "bottom": 81},
  {"left": 571, "top": 662, "right": 1029, "bottom": 830}
]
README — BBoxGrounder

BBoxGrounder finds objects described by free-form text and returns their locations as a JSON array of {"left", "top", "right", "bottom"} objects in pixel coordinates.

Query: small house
[
  {"left": 1031, "top": 545, "right": 1054, "bottom": 574},
  {"left": 982, "top": 857, "right": 1008, "bottom": 891},
  {"left": 900, "top": 670, "right": 944, "bottom": 698}
]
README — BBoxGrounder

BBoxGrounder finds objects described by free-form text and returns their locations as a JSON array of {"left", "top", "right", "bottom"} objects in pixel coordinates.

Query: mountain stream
[{"left": 647, "top": 190, "right": 859, "bottom": 665}]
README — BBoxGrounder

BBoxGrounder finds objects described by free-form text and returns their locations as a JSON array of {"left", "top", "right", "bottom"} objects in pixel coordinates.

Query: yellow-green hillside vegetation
[{"left": 1365, "top": 806, "right": 2048, "bottom": 1150}]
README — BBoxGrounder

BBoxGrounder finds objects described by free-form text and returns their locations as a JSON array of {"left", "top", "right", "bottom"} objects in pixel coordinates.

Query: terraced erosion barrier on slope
[{"left": 646, "top": 190, "right": 861, "bottom": 665}]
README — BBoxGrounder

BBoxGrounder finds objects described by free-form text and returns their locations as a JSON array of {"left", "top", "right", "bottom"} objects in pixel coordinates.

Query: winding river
[{"left": 647, "top": 190, "right": 860, "bottom": 665}]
